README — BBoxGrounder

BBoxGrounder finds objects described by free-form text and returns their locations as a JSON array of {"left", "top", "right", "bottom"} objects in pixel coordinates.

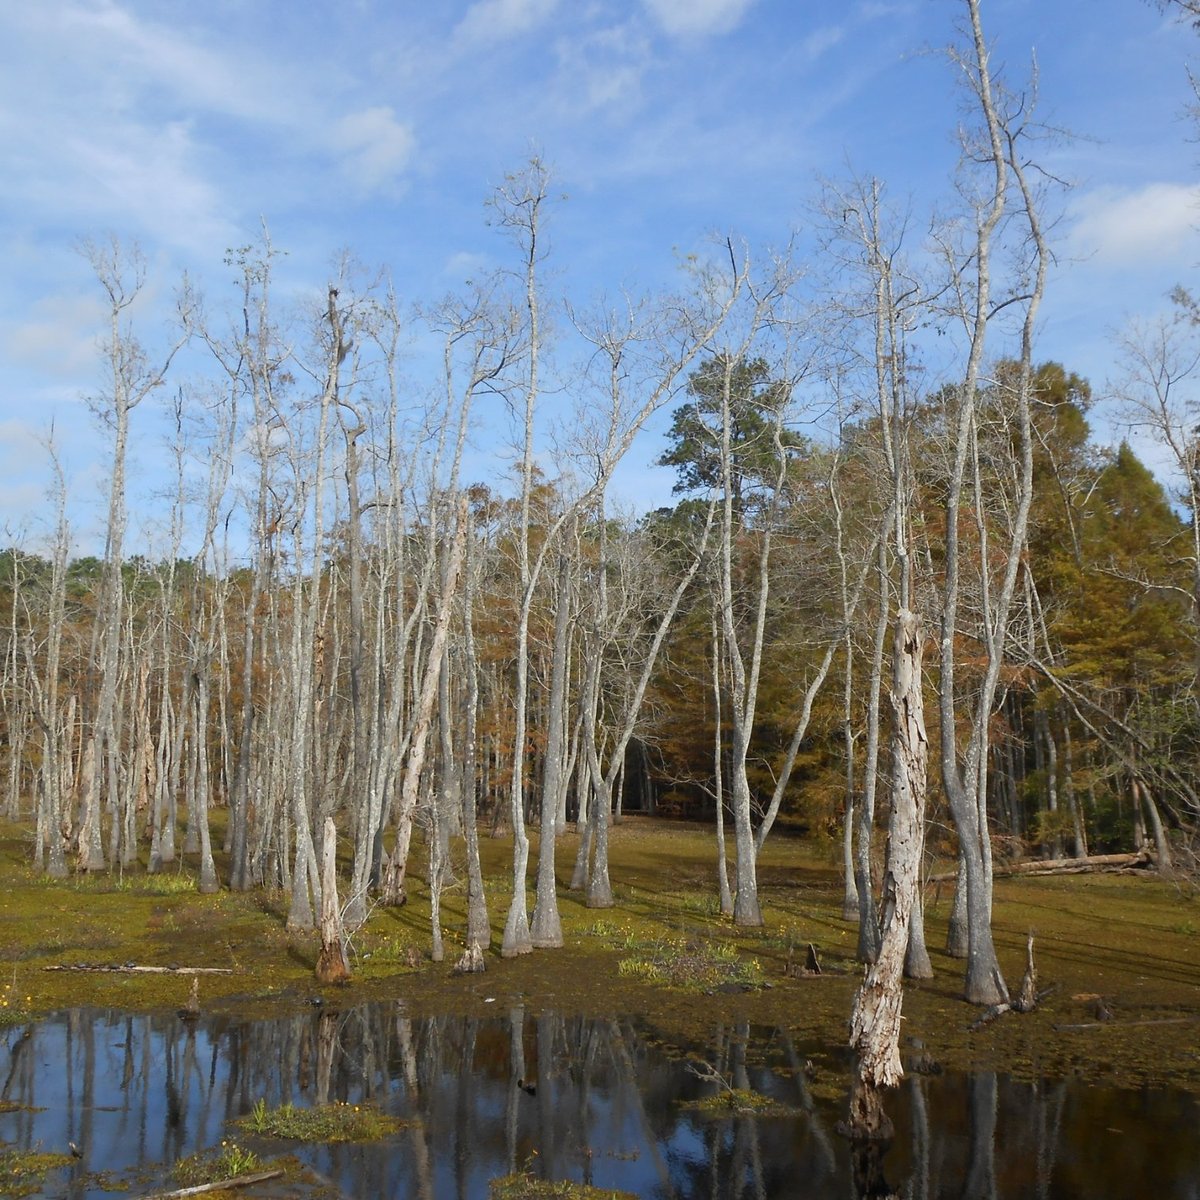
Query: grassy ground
[{"left": 0, "top": 814, "right": 1196, "bottom": 1093}]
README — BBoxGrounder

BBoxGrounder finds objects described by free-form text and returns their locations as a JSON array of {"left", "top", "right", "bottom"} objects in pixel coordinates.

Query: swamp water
[{"left": 0, "top": 1004, "right": 1197, "bottom": 1199}]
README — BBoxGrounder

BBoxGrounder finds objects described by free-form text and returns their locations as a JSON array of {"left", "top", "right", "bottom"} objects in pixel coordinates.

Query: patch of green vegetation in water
[
  {"left": 681, "top": 1088, "right": 800, "bottom": 1117},
  {"left": 0, "top": 1147, "right": 73, "bottom": 1197},
  {"left": 173, "top": 1141, "right": 263, "bottom": 1186},
  {"left": 490, "top": 1172, "right": 638, "bottom": 1199},
  {"left": 615, "top": 934, "right": 765, "bottom": 993},
  {"left": 238, "top": 1098, "right": 403, "bottom": 1142}
]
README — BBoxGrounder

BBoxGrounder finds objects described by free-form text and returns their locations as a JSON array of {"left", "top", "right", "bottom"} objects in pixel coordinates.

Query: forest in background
[{"left": 1, "top": 3, "right": 1198, "bottom": 1060}]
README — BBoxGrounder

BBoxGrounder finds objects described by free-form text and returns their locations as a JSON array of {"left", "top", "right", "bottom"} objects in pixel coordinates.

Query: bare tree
[
  {"left": 81, "top": 238, "right": 190, "bottom": 872},
  {"left": 933, "top": 0, "right": 1051, "bottom": 1004}
]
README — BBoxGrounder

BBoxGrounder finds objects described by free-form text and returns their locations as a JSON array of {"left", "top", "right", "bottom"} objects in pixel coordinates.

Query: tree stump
[
  {"left": 1013, "top": 930, "right": 1038, "bottom": 1013},
  {"left": 453, "top": 941, "right": 487, "bottom": 975},
  {"left": 314, "top": 818, "right": 351, "bottom": 985}
]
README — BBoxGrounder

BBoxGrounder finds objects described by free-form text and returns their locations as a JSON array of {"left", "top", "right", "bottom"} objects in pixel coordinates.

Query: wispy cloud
[
  {"left": 1068, "top": 182, "right": 1200, "bottom": 265},
  {"left": 552, "top": 23, "right": 653, "bottom": 117},
  {"left": 334, "top": 107, "right": 418, "bottom": 194},
  {"left": 800, "top": 25, "right": 845, "bottom": 61}
]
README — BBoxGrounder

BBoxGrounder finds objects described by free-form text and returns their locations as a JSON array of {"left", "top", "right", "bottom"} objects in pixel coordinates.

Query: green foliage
[
  {"left": 1028, "top": 806, "right": 1076, "bottom": 850},
  {"left": 0, "top": 973, "right": 30, "bottom": 1027},
  {"left": 658, "top": 354, "right": 804, "bottom": 508}
]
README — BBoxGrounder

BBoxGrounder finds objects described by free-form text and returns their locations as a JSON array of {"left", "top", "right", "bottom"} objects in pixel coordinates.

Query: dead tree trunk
[
  {"left": 846, "top": 609, "right": 927, "bottom": 1141},
  {"left": 315, "top": 817, "right": 350, "bottom": 984}
]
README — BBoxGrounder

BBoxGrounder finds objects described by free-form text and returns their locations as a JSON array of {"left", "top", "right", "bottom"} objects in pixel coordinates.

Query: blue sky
[{"left": 2, "top": 0, "right": 1198, "bottom": 554}]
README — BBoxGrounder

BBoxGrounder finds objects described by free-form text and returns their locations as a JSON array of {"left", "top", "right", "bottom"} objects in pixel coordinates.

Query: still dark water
[{"left": 1, "top": 1004, "right": 1197, "bottom": 1199}]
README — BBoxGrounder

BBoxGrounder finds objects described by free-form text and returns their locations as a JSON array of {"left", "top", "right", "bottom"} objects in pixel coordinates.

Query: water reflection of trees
[{"left": 0, "top": 1009, "right": 1193, "bottom": 1198}]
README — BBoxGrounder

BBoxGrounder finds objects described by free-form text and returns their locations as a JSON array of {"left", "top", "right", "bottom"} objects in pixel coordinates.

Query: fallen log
[
  {"left": 44, "top": 964, "right": 233, "bottom": 975},
  {"left": 930, "top": 851, "right": 1153, "bottom": 884},
  {"left": 1053, "top": 1015, "right": 1200, "bottom": 1033},
  {"left": 141, "top": 1167, "right": 283, "bottom": 1199}
]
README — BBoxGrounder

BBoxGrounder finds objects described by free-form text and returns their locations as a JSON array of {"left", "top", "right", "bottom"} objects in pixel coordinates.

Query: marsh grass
[{"left": 239, "top": 1099, "right": 403, "bottom": 1142}]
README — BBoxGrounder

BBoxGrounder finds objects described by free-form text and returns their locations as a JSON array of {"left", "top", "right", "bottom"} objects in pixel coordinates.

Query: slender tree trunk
[
  {"left": 712, "top": 611, "right": 734, "bottom": 916},
  {"left": 1061, "top": 714, "right": 1087, "bottom": 858},
  {"left": 384, "top": 496, "right": 469, "bottom": 906},
  {"left": 461, "top": 527, "right": 491, "bottom": 952},
  {"left": 856, "top": 534, "right": 893, "bottom": 962},
  {"left": 841, "top": 633, "right": 859, "bottom": 921},
  {"left": 531, "top": 549, "right": 573, "bottom": 948}
]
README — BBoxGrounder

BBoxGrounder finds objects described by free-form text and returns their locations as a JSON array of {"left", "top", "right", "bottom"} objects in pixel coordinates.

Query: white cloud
[
  {"left": 335, "top": 107, "right": 417, "bottom": 193},
  {"left": 454, "top": 0, "right": 558, "bottom": 45},
  {"left": 640, "top": 0, "right": 755, "bottom": 37},
  {"left": 1068, "top": 182, "right": 1200, "bottom": 265}
]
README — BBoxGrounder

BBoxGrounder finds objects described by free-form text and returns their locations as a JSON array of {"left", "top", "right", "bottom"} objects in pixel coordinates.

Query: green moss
[{"left": 238, "top": 1099, "right": 403, "bottom": 1142}]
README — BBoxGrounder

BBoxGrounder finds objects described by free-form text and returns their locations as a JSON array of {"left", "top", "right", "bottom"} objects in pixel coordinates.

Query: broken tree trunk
[
  {"left": 969, "top": 933, "right": 1040, "bottom": 1029},
  {"left": 315, "top": 817, "right": 350, "bottom": 985},
  {"left": 1013, "top": 930, "right": 1038, "bottom": 1014}
]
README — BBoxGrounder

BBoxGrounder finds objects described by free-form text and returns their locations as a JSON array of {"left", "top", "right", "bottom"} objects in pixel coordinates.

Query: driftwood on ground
[{"left": 1053, "top": 1014, "right": 1200, "bottom": 1033}]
